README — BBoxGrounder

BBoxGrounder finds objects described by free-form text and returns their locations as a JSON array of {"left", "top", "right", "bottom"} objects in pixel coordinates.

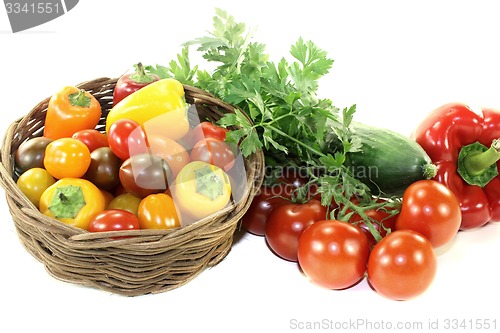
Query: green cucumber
[{"left": 344, "top": 122, "right": 437, "bottom": 197}]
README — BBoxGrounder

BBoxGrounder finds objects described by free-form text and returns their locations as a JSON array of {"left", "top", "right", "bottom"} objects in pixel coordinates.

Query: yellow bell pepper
[
  {"left": 106, "top": 78, "right": 190, "bottom": 141},
  {"left": 39, "top": 178, "right": 106, "bottom": 230},
  {"left": 171, "top": 161, "right": 232, "bottom": 221}
]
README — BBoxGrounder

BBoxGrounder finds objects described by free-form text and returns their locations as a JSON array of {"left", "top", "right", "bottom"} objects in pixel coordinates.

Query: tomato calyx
[
  {"left": 68, "top": 89, "right": 91, "bottom": 108},
  {"left": 194, "top": 166, "right": 224, "bottom": 200},
  {"left": 48, "top": 185, "right": 86, "bottom": 218}
]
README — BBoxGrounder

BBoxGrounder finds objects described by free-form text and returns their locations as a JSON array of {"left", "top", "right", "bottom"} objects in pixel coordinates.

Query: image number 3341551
[{"left": 3, "top": 0, "right": 79, "bottom": 33}]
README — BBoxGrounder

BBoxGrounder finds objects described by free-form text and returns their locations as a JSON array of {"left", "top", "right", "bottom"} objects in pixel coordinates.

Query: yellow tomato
[
  {"left": 16, "top": 167, "right": 56, "bottom": 208},
  {"left": 138, "top": 193, "right": 181, "bottom": 230},
  {"left": 44, "top": 138, "right": 91, "bottom": 179}
]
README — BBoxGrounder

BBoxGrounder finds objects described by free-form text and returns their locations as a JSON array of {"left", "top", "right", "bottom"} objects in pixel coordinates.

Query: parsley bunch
[{"left": 146, "top": 9, "right": 399, "bottom": 240}]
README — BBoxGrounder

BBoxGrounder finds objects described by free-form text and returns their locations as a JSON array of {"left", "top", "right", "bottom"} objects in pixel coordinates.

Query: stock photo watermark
[
  {"left": 3, "top": 0, "right": 79, "bottom": 32},
  {"left": 289, "top": 317, "right": 498, "bottom": 331}
]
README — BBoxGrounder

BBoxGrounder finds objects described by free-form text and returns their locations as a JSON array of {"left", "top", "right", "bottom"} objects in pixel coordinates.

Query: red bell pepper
[
  {"left": 113, "top": 62, "right": 160, "bottom": 105},
  {"left": 413, "top": 103, "right": 500, "bottom": 230}
]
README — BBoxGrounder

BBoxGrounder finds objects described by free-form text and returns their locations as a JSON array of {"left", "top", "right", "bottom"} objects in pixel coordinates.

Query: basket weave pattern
[{"left": 0, "top": 77, "right": 264, "bottom": 296}]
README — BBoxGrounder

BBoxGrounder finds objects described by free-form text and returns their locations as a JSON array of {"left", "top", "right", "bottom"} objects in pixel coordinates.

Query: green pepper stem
[
  {"left": 68, "top": 90, "right": 91, "bottom": 108},
  {"left": 129, "top": 62, "right": 156, "bottom": 83},
  {"left": 464, "top": 139, "right": 500, "bottom": 176}
]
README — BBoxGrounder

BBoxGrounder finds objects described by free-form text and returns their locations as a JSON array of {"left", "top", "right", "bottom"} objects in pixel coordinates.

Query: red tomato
[
  {"left": 298, "top": 220, "right": 370, "bottom": 290},
  {"left": 190, "top": 138, "right": 236, "bottom": 171},
  {"left": 241, "top": 184, "right": 293, "bottom": 236},
  {"left": 72, "top": 129, "right": 108, "bottom": 152},
  {"left": 108, "top": 119, "right": 148, "bottom": 160},
  {"left": 276, "top": 166, "right": 310, "bottom": 188},
  {"left": 147, "top": 134, "right": 190, "bottom": 178},
  {"left": 88, "top": 209, "right": 140, "bottom": 239},
  {"left": 265, "top": 199, "right": 327, "bottom": 262},
  {"left": 367, "top": 230, "right": 437, "bottom": 301},
  {"left": 395, "top": 180, "right": 461, "bottom": 248},
  {"left": 192, "top": 121, "right": 228, "bottom": 144}
]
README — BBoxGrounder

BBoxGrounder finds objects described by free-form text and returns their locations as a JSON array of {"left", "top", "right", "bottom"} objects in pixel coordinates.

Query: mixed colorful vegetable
[
  {"left": 12, "top": 9, "right": 500, "bottom": 301},
  {"left": 413, "top": 103, "right": 500, "bottom": 230},
  {"left": 15, "top": 74, "right": 243, "bottom": 235}
]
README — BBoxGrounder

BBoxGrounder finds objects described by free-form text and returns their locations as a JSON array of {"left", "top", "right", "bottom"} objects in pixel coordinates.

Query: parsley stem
[{"left": 266, "top": 125, "right": 326, "bottom": 158}]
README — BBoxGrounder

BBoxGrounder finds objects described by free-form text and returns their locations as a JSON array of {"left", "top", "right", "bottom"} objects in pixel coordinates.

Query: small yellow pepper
[
  {"left": 106, "top": 78, "right": 190, "bottom": 141},
  {"left": 39, "top": 178, "right": 106, "bottom": 230},
  {"left": 172, "top": 161, "right": 232, "bottom": 221}
]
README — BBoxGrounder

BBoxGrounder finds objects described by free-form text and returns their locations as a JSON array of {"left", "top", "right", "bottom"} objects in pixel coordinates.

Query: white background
[{"left": 1, "top": 1, "right": 500, "bottom": 332}]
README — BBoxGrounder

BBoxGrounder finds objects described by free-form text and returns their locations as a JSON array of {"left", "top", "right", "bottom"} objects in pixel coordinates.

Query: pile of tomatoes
[
  {"left": 14, "top": 72, "right": 240, "bottom": 235},
  {"left": 241, "top": 171, "right": 462, "bottom": 301}
]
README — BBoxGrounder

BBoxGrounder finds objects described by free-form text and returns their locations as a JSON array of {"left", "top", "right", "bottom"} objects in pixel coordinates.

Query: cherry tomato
[
  {"left": 190, "top": 138, "right": 236, "bottom": 171},
  {"left": 14, "top": 137, "right": 53, "bottom": 177},
  {"left": 147, "top": 134, "right": 190, "bottom": 178},
  {"left": 44, "top": 138, "right": 91, "bottom": 179},
  {"left": 84, "top": 147, "right": 121, "bottom": 191},
  {"left": 108, "top": 119, "right": 148, "bottom": 160},
  {"left": 241, "top": 184, "right": 292, "bottom": 236},
  {"left": 16, "top": 167, "right": 56, "bottom": 208},
  {"left": 276, "top": 166, "right": 310, "bottom": 188},
  {"left": 107, "top": 193, "right": 142, "bottom": 216},
  {"left": 119, "top": 153, "right": 173, "bottom": 198},
  {"left": 72, "top": 129, "right": 108, "bottom": 152},
  {"left": 138, "top": 193, "right": 181, "bottom": 230},
  {"left": 395, "top": 180, "right": 461, "bottom": 248},
  {"left": 367, "top": 230, "right": 437, "bottom": 301},
  {"left": 88, "top": 209, "right": 140, "bottom": 239},
  {"left": 100, "top": 190, "right": 114, "bottom": 207},
  {"left": 298, "top": 220, "right": 370, "bottom": 290},
  {"left": 265, "top": 199, "right": 327, "bottom": 262},
  {"left": 192, "top": 121, "right": 228, "bottom": 144}
]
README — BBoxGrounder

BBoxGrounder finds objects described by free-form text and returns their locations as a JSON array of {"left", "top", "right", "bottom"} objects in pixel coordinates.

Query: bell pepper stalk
[
  {"left": 413, "top": 103, "right": 500, "bottom": 230},
  {"left": 44, "top": 86, "right": 102, "bottom": 140},
  {"left": 113, "top": 62, "right": 160, "bottom": 105},
  {"left": 39, "top": 178, "right": 106, "bottom": 230},
  {"left": 106, "top": 78, "right": 189, "bottom": 141}
]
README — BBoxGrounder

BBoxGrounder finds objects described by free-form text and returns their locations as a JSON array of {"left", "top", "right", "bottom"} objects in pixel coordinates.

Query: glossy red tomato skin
[
  {"left": 367, "top": 230, "right": 437, "bottom": 301},
  {"left": 72, "top": 129, "right": 108, "bottom": 153},
  {"left": 298, "top": 220, "right": 370, "bottom": 290},
  {"left": 395, "top": 180, "right": 461, "bottom": 248},
  {"left": 192, "top": 121, "right": 228, "bottom": 143},
  {"left": 241, "top": 184, "right": 293, "bottom": 236},
  {"left": 265, "top": 199, "right": 327, "bottom": 262},
  {"left": 190, "top": 138, "right": 236, "bottom": 171},
  {"left": 108, "top": 119, "right": 148, "bottom": 160},
  {"left": 88, "top": 209, "right": 140, "bottom": 239}
]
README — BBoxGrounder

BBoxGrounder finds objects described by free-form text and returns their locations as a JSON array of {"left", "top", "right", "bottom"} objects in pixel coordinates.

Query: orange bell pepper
[{"left": 44, "top": 86, "right": 102, "bottom": 140}]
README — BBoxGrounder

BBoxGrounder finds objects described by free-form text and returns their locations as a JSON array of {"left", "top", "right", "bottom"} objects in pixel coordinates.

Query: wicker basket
[{"left": 0, "top": 77, "right": 265, "bottom": 296}]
